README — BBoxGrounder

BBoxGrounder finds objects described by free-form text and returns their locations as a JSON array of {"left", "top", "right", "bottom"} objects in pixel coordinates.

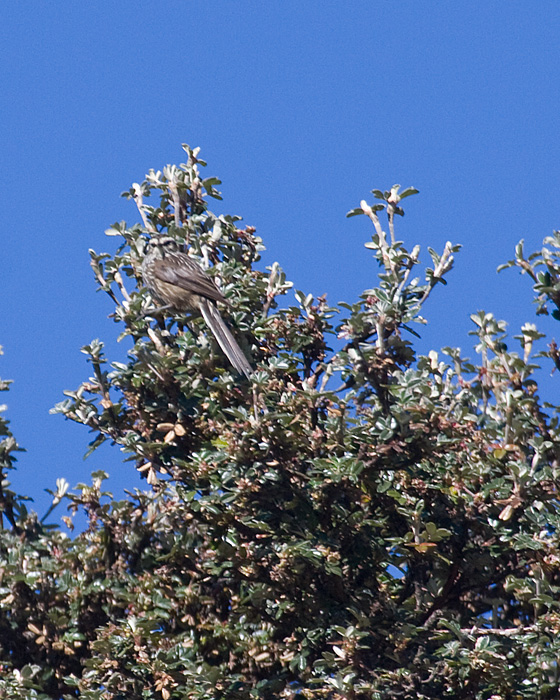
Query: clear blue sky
[{"left": 2, "top": 1, "right": 560, "bottom": 518}]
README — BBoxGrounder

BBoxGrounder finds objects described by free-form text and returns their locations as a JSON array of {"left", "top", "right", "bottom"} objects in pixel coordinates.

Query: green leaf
[{"left": 346, "top": 207, "right": 364, "bottom": 218}]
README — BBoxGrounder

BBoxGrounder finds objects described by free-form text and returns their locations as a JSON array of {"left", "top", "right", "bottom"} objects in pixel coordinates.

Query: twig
[
  {"left": 113, "top": 270, "right": 131, "bottom": 302},
  {"left": 460, "top": 625, "right": 539, "bottom": 637},
  {"left": 360, "top": 200, "right": 397, "bottom": 280},
  {"left": 168, "top": 181, "right": 181, "bottom": 228},
  {"left": 132, "top": 184, "right": 157, "bottom": 232},
  {"left": 388, "top": 206, "right": 396, "bottom": 245}
]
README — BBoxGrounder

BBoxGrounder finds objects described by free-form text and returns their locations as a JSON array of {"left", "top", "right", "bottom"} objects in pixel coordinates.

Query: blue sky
[{"left": 2, "top": 1, "right": 560, "bottom": 519}]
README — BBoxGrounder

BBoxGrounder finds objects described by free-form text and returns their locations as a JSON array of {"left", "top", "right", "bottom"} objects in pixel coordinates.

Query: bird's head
[{"left": 145, "top": 236, "right": 181, "bottom": 259}]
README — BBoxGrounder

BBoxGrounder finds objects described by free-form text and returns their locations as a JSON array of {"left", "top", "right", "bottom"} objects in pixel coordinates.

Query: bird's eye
[{"left": 163, "top": 239, "right": 175, "bottom": 247}]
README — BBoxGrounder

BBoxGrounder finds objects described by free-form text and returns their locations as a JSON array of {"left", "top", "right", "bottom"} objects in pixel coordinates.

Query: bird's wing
[{"left": 151, "top": 258, "right": 227, "bottom": 305}]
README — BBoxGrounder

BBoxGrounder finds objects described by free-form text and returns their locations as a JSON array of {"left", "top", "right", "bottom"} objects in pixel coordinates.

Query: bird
[{"left": 142, "top": 235, "right": 253, "bottom": 378}]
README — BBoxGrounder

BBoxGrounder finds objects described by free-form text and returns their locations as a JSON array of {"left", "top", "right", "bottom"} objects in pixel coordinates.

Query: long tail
[{"left": 200, "top": 301, "right": 253, "bottom": 378}]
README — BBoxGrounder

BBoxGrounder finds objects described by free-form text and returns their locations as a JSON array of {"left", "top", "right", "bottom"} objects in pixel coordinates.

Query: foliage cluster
[{"left": 1, "top": 146, "right": 560, "bottom": 698}]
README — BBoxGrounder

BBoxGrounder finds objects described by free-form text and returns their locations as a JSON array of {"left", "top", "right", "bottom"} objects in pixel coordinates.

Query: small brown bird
[{"left": 142, "top": 236, "right": 253, "bottom": 378}]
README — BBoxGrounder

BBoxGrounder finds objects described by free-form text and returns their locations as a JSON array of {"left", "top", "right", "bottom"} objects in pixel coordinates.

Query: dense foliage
[{"left": 1, "top": 146, "right": 560, "bottom": 699}]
